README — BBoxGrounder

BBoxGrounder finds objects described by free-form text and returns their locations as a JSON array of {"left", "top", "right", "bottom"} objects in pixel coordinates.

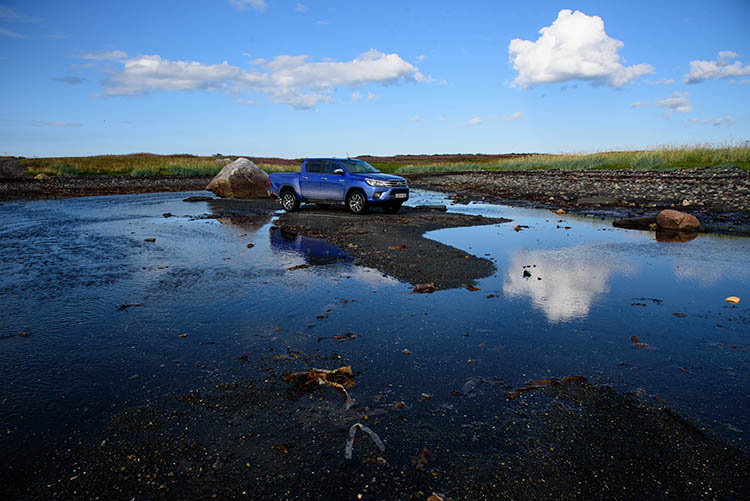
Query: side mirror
[{"left": 333, "top": 168, "right": 344, "bottom": 175}]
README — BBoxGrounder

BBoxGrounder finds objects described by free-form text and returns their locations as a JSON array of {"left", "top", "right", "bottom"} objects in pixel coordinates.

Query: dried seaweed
[{"left": 284, "top": 366, "right": 356, "bottom": 408}]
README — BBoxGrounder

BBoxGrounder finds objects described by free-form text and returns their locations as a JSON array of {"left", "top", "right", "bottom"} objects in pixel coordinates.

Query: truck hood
[{"left": 353, "top": 173, "right": 407, "bottom": 182}]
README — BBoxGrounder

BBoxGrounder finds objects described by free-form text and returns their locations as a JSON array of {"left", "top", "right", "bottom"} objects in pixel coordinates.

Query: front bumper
[{"left": 365, "top": 187, "right": 409, "bottom": 204}]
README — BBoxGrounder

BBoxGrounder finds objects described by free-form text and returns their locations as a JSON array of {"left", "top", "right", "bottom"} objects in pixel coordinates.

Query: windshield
[{"left": 338, "top": 159, "right": 379, "bottom": 173}]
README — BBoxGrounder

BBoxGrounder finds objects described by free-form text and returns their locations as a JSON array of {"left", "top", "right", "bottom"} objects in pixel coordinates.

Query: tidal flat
[{"left": 1, "top": 189, "right": 748, "bottom": 498}]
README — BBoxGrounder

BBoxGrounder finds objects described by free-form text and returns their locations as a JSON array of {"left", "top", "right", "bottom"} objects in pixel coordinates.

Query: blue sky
[{"left": 1, "top": 0, "right": 749, "bottom": 158}]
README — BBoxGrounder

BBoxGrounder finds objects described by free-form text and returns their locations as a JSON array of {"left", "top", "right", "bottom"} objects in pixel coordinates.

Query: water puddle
[{"left": 1, "top": 189, "right": 748, "bottom": 496}]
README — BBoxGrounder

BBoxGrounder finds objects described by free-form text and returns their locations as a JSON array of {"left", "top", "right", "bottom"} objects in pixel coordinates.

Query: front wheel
[
  {"left": 346, "top": 190, "right": 368, "bottom": 215},
  {"left": 382, "top": 203, "right": 402, "bottom": 214},
  {"left": 280, "top": 190, "right": 300, "bottom": 212}
]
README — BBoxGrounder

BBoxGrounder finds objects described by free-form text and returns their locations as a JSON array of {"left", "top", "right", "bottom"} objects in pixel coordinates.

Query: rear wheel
[
  {"left": 280, "top": 189, "right": 300, "bottom": 212},
  {"left": 383, "top": 203, "right": 402, "bottom": 214},
  {"left": 346, "top": 190, "right": 368, "bottom": 215}
]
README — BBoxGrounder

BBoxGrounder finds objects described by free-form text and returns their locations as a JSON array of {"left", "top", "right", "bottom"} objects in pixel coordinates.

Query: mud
[
  {"left": 273, "top": 205, "right": 509, "bottom": 290},
  {"left": 23, "top": 354, "right": 750, "bottom": 500}
]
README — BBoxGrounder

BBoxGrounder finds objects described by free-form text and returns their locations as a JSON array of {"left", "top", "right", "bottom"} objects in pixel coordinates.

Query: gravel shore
[
  {"left": 3, "top": 168, "right": 749, "bottom": 234},
  {"left": 406, "top": 168, "right": 750, "bottom": 232}
]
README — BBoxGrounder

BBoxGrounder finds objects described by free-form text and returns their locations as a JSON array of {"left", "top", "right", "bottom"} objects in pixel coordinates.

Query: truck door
[
  {"left": 319, "top": 160, "right": 347, "bottom": 201},
  {"left": 300, "top": 160, "right": 323, "bottom": 199}
]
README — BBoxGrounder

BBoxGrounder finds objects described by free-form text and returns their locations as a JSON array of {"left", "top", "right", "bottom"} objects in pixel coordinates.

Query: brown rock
[
  {"left": 205, "top": 158, "right": 270, "bottom": 199},
  {"left": 656, "top": 209, "right": 700, "bottom": 231}
]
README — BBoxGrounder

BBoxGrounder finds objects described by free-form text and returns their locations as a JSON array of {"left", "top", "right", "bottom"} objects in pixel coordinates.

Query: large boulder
[
  {"left": 656, "top": 209, "right": 700, "bottom": 231},
  {"left": 205, "top": 158, "right": 269, "bottom": 199}
]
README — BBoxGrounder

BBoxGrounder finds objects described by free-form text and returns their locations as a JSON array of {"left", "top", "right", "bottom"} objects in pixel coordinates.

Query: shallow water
[{"left": 0, "top": 190, "right": 748, "bottom": 488}]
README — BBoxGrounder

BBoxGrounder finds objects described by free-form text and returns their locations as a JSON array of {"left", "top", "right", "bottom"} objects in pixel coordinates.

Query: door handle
[{"left": 321, "top": 177, "right": 328, "bottom": 181}]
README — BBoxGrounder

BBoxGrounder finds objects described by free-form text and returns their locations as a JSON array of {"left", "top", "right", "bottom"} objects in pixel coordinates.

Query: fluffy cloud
[
  {"left": 90, "top": 49, "right": 425, "bottom": 109},
  {"left": 509, "top": 9, "right": 653, "bottom": 89},
  {"left": 295, "top": 3, "right": 308, "bottom": 12},
  {"left": 53, "top": 76, "right": 86, "bottom": 85},
  {"left": 79, "top": 50, "right": 128, "bottom": 60},
  {"left": 463, "top": 116, "right": 498, "bottom": 126},
  {"left": 647, "top": 78, "right": 674, "bottom": 85},
  {"left": 688, "top": 116, "right": 732, "bottom": 126},
  {"left": 32, "top": 120, "right": 82, "bottom": 127},
  {"left": 0, "top": 6, "right": 40, "bottom": 22},
  {"left": 102, "top": 55, "right": 257, "bottom": 95},
  {"left": 502, "top": 111, "right": 523, "bottom": 121},
  {"left": 229, "top": 0, "right": 267, "bottom": 11},
  {"left": 0, "top": 27, "right": 24, "bottom": 38},
  {"left": 684, "top": 51, "right": 750, "bottom": 83},
  {"left": 654, "top": 91, "right": 692, "bottom": 116},
  {"left": 629, "top": 101, "right": 649, "bottom": 108}
]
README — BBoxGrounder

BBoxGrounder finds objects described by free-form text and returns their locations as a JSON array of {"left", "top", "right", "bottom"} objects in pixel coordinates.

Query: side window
[
  {"left": 305, "top": 160, "right": 322, "bottom": 173},
  {"left": 323, "top": 160, "right": 340, "bottom": 174}
]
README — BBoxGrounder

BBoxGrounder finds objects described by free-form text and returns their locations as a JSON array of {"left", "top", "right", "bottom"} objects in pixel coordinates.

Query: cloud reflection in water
[{"left": 503, "top": 245, "right": 634, "bottom": 323}]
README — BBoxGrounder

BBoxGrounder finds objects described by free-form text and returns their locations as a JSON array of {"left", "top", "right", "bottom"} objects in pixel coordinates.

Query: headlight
[{"left": 365, "top": 178, "right": 390, "bottom": 187}]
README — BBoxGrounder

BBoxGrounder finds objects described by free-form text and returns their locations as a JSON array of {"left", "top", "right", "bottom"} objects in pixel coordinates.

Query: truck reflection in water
[{"left": 270, "top": 227, "right": 352, "bottom": 265}]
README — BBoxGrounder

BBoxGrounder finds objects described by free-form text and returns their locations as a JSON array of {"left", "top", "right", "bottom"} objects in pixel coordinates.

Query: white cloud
[
  {"left": 79, "top": 50, "right": 128, "bottom": 61},
  {"left": 101, "top": 55, "right": 256, "bottom": 95},
  {"left": 654, "top": 91, "right": 692, "bottom": 116},
  {"left": 688, "top": 116, "right": 732, "bottom": 126},
  {"left": 0, "top": 27, "right": 25, "bottom": 38},
  {"left": 235, "top": 98, "right": 263, "bottom": 106},
  {"left": 417, "top": 54, "right": 425, "bottom": 61},
  {"left": 718, "top": 50, "right": 738, "bottom": 60},
  {"left": 409, "top": 115, "right": 420, "bottom": 123},
  {"left": 463, "top": 115, "right": 498, "bottom": 126},
  {"left": 629, "top": 101, "right": 649, "bottom": 108},
  {"left": 295, "top": 3, "right": 308, "bottom": 12},
  {"left": 684, "top": 51, "right": 750, "bottom": 83},
  {"left": 53, "top": 76, "right": 86, "bottom": 85},
  {"left": 508, "top": 9, "right": 653, "bottom": 89},
  {"left": 351, "top": 91, "right": 362, "bottom": 102},
  {"left": 502, "top": 111, "right": 523, "bottom": 121},
  {"left": 92, "top": 49, "right": 425, "bottom": 110},
  {"left": 647, "top": 78, "right": 674, "bottom": 85},
  {"left": 0, "top": 6, "right": 40, "bottom": 22},
  {"left": 229, "top": 0, "right": 267, "bottom": 12},
  {"left": 366, "top": 92, "right": 377, "bottom": 101},
  {"left": 32, "top": 120, "right": 82, "bottom": 127}
]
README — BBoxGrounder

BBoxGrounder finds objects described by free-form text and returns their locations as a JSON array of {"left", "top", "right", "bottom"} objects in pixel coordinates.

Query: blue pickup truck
[{"left": 268, "top": 158, "right": 409, "bottom": 214}]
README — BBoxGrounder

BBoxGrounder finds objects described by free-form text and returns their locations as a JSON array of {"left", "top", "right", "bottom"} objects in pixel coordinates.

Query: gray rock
[{"left": 205, "top": 158, "right": 270, "bottom": 199}]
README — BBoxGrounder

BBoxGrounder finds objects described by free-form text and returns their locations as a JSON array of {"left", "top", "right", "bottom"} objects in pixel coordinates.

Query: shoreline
[{"left": 3, "top": 168, "right": 749, "bottom": 235}]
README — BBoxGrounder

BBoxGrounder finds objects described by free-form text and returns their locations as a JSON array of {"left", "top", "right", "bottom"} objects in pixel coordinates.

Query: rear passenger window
[{"left": 305, "top": 160, "right": 322, "bottom": 173}]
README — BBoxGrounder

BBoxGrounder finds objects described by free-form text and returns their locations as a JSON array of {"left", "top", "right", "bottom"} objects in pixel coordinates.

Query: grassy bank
[
  {"left": 20, "top": 153, "right": 301, "bottom": 177},
  {"left": 392, "top": 146, "right": 750, "bottom": 175},
  {"left": 17, "top": 146, "right": 750, "bottom": 177}
]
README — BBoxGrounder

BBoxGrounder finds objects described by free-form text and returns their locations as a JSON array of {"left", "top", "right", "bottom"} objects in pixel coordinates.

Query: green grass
[
  {"left": 18, "top": 146, "right": 750, "bottom": 178},
  {"left": 21, "top": 153, "right": 301, "bottom": 177},
  {"left": 393, "top": 145, "right": 750, "bottom": 174}
]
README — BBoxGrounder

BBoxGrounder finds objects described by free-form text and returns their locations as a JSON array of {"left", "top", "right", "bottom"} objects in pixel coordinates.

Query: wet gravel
[
  {"left": 25, "top": 356, "right": 750, "bottom": 500},
  {"left": 407, "top": 168, "right": 750, "bottom": 234}
]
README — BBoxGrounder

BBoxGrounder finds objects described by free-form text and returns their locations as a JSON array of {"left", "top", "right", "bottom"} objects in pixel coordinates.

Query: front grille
[{"left": 384, "top": 179, "right": 408, "bottom": 187}]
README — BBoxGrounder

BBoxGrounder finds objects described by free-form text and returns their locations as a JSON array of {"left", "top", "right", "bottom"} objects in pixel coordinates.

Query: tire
[
  {"left": 346, "top": 190, "right": 368, "bottom": 215},
  {"left": 383, "top": 203, "right": 402, "bottom": 214},
  {"left": 280, "top": 189, "right": 300, "bottom": 212}
]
